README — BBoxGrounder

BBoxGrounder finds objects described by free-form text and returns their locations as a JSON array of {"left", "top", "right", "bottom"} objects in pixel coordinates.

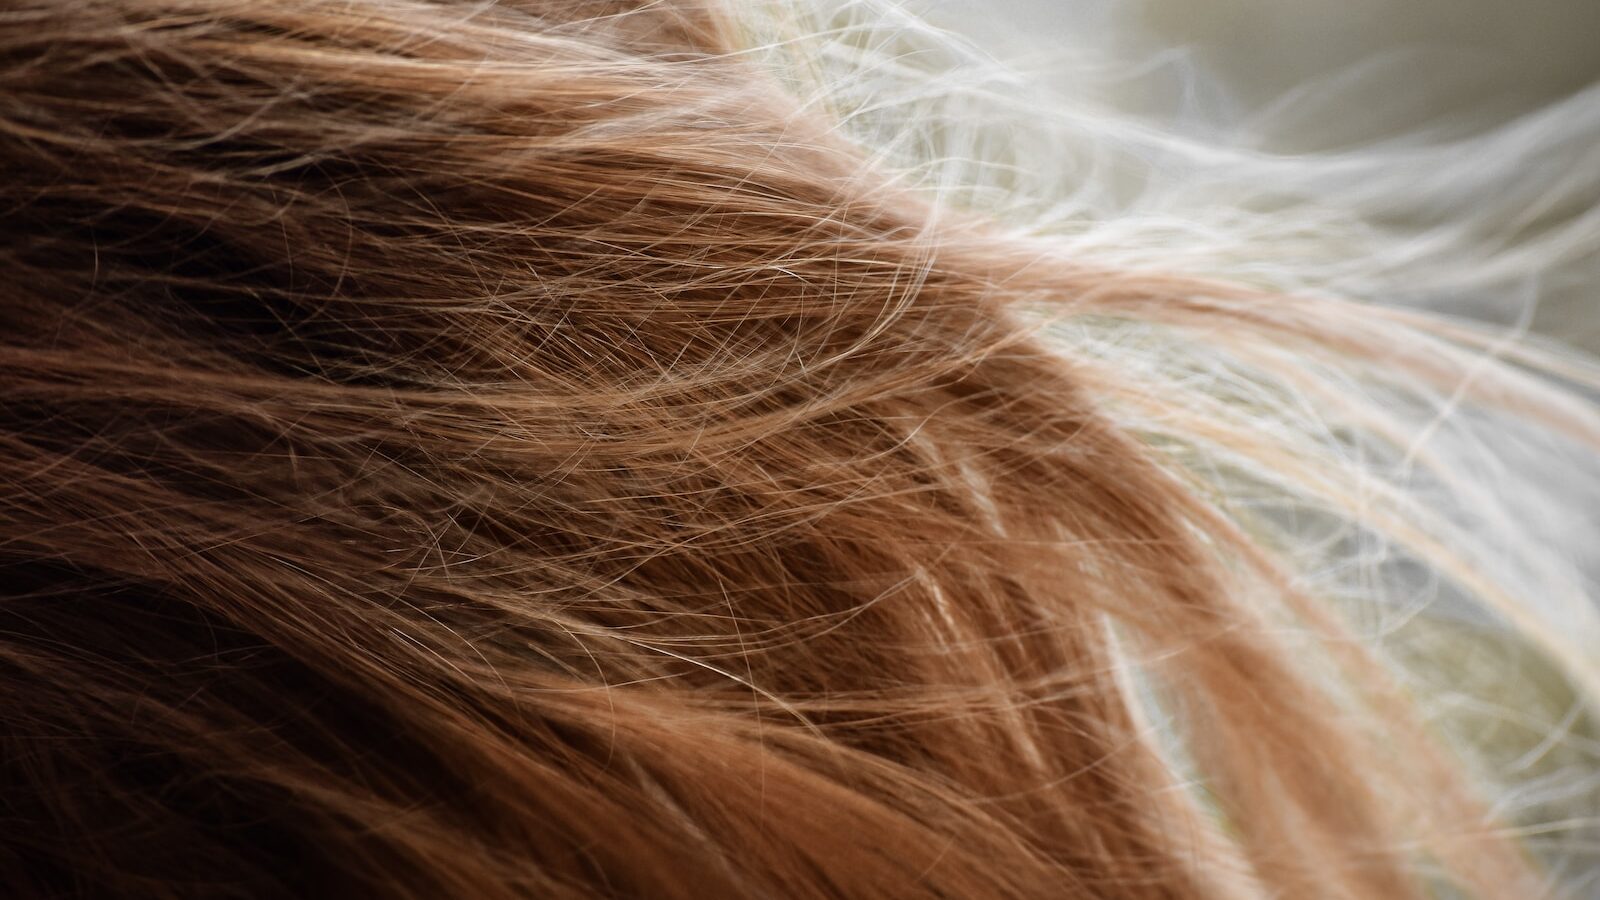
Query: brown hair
[{"left": 1, "top": 1, "right": 1593, "bottom": 897}]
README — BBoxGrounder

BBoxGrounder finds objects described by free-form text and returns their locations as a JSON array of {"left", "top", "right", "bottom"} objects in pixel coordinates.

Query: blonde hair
[{"left": 1, "top": 1, "right": 1595, "bottom": 897}]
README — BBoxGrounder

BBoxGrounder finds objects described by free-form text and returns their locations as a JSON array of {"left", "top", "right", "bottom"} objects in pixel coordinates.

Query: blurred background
[
  {"left": 921, "top": 0, "right": 1600, "bottom": 147},
  {"left": 915, "top": 0, "right": 1600, "bottom": 350}
]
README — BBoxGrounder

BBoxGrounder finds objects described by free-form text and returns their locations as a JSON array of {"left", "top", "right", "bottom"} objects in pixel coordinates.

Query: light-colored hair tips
[{"left": 1, "top": 1, "right": 1595, "bottom": 897}]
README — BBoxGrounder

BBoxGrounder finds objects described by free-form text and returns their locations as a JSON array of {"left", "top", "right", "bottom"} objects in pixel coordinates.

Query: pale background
[{"left": 917, "top": 0, "right": 1600, "bottom": 350}]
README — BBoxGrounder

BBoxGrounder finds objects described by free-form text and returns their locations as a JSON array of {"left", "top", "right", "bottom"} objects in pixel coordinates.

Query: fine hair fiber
[{"left": 2, "top": 1, "right": 1598, "bottom": 897}]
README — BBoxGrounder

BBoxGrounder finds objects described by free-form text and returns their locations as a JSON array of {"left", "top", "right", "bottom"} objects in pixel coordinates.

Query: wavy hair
[{"left": 1, "top": 1, "right": 1596, "bottom": 897}]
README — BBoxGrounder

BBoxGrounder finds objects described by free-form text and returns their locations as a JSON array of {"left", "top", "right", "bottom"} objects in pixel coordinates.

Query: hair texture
[{"left": 1, "top": 1, "right": 1598, "bottom": 898}]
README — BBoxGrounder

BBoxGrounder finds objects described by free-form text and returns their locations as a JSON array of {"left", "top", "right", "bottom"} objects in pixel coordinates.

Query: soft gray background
[
  {"left": 920, "top": 0, "right": 1600, "bottom": 143},
  {"left": 917, "top": 0, "right": 1600, "bottom": 350}
]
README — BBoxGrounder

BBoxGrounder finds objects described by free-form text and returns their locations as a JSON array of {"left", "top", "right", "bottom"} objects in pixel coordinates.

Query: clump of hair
[{"left": 1, "top": 1, "right": 1596, "bottom": 897}]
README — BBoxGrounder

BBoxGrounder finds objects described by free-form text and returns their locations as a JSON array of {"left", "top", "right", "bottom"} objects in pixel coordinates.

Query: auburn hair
[{"left": 1, "top": 1, "right": 1596, "bottom": 897}]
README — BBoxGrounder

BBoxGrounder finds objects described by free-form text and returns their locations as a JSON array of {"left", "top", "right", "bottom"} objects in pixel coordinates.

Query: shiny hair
[{"left": 2, "top": 1, "right": 1596, "bottom": 897}]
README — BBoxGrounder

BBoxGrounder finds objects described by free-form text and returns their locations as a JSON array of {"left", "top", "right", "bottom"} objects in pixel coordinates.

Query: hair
[{"left": 2, "top": 0, "right": 1597, "bottom": 897}]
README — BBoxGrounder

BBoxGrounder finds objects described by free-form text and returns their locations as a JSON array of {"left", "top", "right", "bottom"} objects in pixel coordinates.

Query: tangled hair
[{"left": 2, "top": 1, "right": 1598, "bottom": 897}]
